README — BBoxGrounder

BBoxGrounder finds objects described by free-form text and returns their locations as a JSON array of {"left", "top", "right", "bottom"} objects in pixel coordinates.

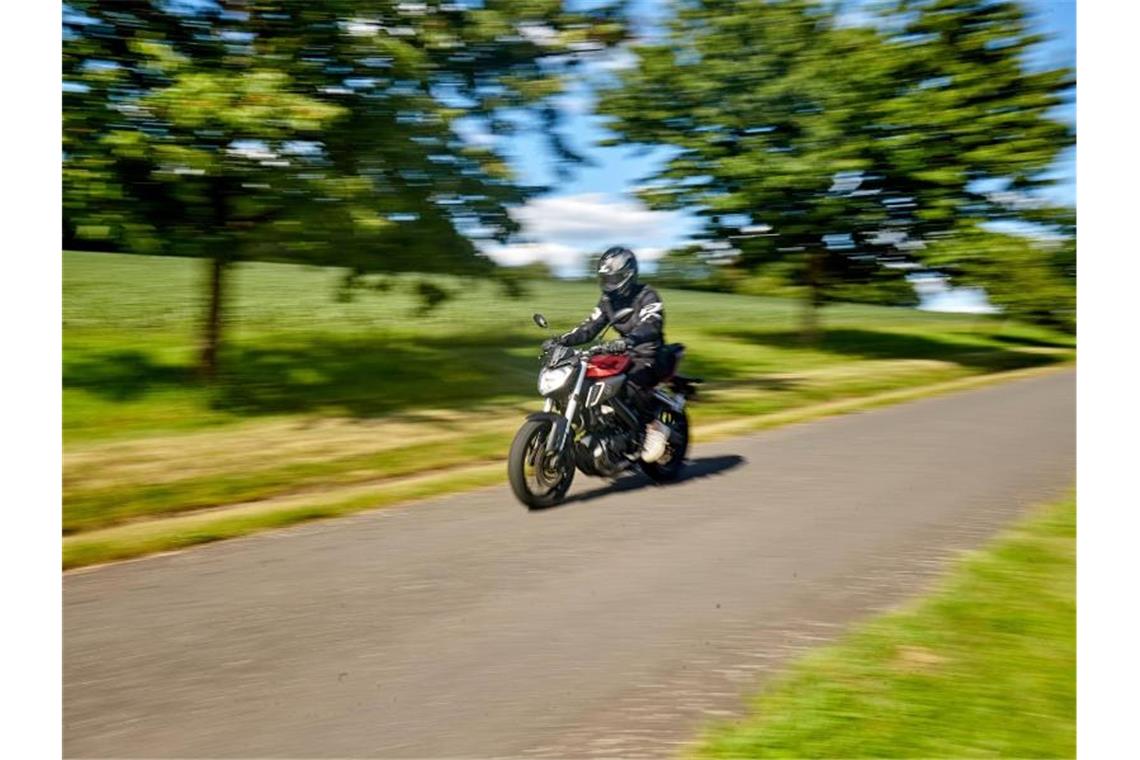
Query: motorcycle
[{"left": 508, "top": 312, "right": 701, "bottom": 509}]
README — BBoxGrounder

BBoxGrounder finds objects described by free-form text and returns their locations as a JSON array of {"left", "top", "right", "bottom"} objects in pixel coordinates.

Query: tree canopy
[
  {"left": 597, "top": 0, "right": 1074, "bottom": 331},
  {"left": 63, "top": 0, "right": 626, "bottom": 372}
]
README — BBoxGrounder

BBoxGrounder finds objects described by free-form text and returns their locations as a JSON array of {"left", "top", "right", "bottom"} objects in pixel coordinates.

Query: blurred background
[
  {"left": 61, "top": 2, "right": 1077, "bottom": 755},
  {"left": 64, "top": 0, "right": 1076, "bottom": 537},
  {"left": 62, "top": 0, "right": 1074, "bottom": 555}
]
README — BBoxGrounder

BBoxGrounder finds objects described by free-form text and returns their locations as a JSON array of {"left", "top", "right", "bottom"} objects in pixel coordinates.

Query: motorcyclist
[{"left": 548, "top": 246, "right": 672, "bottom": 462}]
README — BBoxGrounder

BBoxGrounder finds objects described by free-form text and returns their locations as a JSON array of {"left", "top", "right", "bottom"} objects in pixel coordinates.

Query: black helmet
[{"left": 597, "top": 246, "right": 638, "bottom": 296}]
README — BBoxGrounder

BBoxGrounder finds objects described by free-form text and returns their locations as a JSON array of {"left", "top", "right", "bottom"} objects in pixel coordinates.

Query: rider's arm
[
  {"left": 559, "top": 300, "right": 608, "bottom": 346},
  {"left": 625, "top": 288, "right": 664, "bottom": 347}
]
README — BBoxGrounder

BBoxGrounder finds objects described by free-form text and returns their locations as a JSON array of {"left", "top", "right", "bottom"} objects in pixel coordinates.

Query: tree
[
  {"left": 652, "top": 244, "right": 746, "bottom": 293},
  {"left": 924, "top": 227, "right": 1074, "bottom": 331},
  {"left": 596, "top": 0, "right": 1073, "bottom": 336},
  {"left": 64, "top": 1, "right": 625, "bottom": 377},
  {"left": 867, "top": 0, "right": 1076, "bottom": 328},
  {"left": 652, "top": 245, "right": 718, "bottom": 290}
]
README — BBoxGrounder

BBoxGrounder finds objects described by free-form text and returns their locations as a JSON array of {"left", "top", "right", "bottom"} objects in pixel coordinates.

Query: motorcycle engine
[{"left": 576, "top": 425, "right": 632, "bottom": 478}]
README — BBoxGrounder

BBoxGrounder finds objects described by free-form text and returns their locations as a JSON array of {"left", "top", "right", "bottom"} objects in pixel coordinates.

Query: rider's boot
[
  {"left": 629, "top": 383, "right": 670, "bottom": 463},
  {"left": 641, "top": 418, "right": 670, "bottom": 463}
]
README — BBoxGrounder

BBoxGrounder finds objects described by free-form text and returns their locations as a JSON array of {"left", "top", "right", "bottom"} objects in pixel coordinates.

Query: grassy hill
[{"left": 62, "top": 251, "right": 1074, "bottom": 567}]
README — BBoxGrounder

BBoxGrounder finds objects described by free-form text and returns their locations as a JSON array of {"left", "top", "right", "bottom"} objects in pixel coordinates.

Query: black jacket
[{"left": 559, "top": 283, "right": 665, "bottom": 361}]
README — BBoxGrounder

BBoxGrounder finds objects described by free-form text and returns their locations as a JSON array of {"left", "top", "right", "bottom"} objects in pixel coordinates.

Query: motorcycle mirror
[{"left": 532, "top": 313, "right": 549, "bottom": 329}]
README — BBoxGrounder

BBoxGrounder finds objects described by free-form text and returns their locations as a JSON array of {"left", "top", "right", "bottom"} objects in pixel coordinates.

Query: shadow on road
[{"left": 543, "top": 454, "right": 747, "bottom": 509}]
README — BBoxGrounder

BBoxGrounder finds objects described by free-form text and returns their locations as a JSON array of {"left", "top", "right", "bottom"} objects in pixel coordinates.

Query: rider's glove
[
  {"left": 541, "top": 338, "right": 563, "bottom": 353},
  {"left": 598, "top": 338, "right": 628, "bottom": 354}
]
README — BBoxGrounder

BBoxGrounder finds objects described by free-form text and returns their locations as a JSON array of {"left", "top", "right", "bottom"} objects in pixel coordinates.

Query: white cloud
[
  {"left": 910, "top": 274, "right": 1000, "bottom": 314},
  {"left": 480, "top": 241, "right": 582, "bottom": 269},
  {"left": 510, "top": 193, "right": 682, "bottom": 241},
  {"left": 480, "top": 193, "right": 694, "bottom": 275}
]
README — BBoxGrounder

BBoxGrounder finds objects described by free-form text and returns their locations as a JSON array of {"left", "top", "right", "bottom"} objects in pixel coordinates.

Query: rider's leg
[
  {"left": 625, "top": 363, "right": 658, "bottom": 421},
  {"left": 626, "top": 362, "right": 669, "bottom": 462}
]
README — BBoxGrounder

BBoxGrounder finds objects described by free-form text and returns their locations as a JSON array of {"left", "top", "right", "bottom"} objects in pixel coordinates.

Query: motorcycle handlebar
[{"left": 587, "top": 344, "right": 626, "bottom": 356}]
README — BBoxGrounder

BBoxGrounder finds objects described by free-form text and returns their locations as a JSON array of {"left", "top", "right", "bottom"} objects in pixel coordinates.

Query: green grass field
[
  {"left": 65, "top": 251, "right": 1072, "bottom": 441},
  {"left": 63, "top": 251, "right": 1074, "bottom": 566},
  {"left": 698, "top": 493, "right": 1075, "bottom": 759}
]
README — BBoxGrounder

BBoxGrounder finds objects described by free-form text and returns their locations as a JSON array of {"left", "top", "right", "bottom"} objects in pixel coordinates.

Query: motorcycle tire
[{"left": 508, "top": 418, "right": 576, "bottom": 509}]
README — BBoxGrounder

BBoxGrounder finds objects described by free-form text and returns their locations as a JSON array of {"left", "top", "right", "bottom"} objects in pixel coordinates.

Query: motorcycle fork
[{"left": 546, "top": 360, "right": 587, "bottom": 455}]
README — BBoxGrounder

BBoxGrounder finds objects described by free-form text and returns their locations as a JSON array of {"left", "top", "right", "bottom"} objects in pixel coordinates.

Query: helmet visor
[{"left": 599, "top": 270, "right": 632, "bottom": 293}]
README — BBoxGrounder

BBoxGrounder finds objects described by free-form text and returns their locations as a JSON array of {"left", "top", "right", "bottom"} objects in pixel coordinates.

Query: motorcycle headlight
[{"left": 538, "top": 365, "right": 573, "bottom": 396}]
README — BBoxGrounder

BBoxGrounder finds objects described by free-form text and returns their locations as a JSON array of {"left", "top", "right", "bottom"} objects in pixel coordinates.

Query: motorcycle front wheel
[{"left": 508, "top": 419, "right": 576, "bottom": 509}]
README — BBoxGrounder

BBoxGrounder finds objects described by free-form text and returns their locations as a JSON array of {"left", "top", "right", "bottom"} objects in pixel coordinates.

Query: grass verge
[
  {"left": 63, "top": 462, "right": 505, "bottom": 570},
  {"left": 697, "top": 492, "right": 1075, "bottom": 759},
  {"left": 63, "top": 429, "right": 512, "bottom": 534}
]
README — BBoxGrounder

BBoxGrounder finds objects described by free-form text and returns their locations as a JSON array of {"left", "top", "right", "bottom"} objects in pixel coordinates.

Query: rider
[{"left": 551, "top": 246, "right": 671, "bottom": 462}]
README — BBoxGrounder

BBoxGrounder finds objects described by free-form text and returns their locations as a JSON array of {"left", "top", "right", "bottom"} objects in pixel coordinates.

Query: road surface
[{"left": 65, "top": 370, "right": 1074, "bottom": 758}]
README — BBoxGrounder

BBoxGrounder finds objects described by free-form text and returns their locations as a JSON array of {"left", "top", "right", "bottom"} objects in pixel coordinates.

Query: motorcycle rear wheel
[{"left": 508, "top": 419, "right": 576, "bottom": 509}]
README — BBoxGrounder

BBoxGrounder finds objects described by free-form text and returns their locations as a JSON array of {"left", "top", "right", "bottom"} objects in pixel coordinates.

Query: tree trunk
[
  {"left": 801, "top": 251, "right": 823, "bottom": 343},
  {"left": 199, "top": 256, "right": 227, "bottom": 381}
]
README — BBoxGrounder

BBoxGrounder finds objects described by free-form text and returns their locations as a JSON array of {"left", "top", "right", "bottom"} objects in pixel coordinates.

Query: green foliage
[
  {"left": 596, "top": 0, "right": 1074, "bottom": 326},
  {"left": 926, "top": 226, "right": 1075, "bottom": 331},
  {"left": 652, "top": 245, "right": 727, "bottom": 291},
  {"left": 826, "top": 270, "right": 921, "bottom": 308},
  {"left": 64, "top": 1, "right": 625, "bottom": 270},
  {"left": 63, "top": 1, "right": 627, "bottom": 367},
  {"left": 700, "top": 493, "right": 1075, "bottom": 758},
  {"left": 656, "top": 246, "right": 919, "bottom": 307}
]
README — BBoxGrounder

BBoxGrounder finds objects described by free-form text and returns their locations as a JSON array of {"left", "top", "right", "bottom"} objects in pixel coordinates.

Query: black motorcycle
[{"left": 508, "top": 313, "right": 701, "bottom": 509}]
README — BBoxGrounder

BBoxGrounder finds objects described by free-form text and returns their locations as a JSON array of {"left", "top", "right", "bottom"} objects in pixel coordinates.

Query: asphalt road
[{"left": 64, "top": 369, "right": 1075, "bottom": 759}]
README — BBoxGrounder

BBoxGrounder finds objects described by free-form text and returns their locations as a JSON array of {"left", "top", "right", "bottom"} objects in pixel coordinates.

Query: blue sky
[{"left": 481, "top": 0, "right": 1076, "bottom": 283}]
